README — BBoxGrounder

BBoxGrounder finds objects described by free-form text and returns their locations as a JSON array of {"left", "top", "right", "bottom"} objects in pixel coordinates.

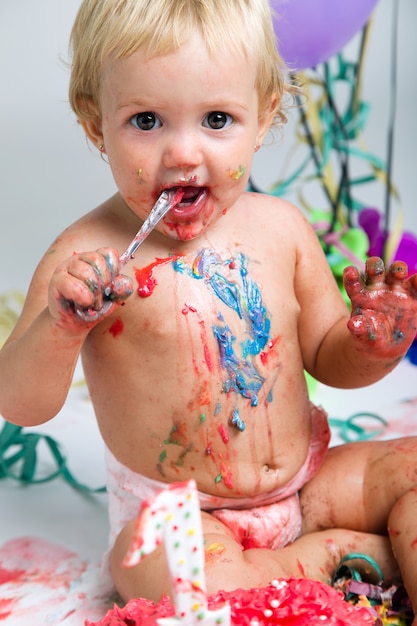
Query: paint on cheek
[
  {"left": 108, "top": 317, "right": 124, "bottom": 337},
  {"left": 227, "top": 164, "right": 246, "bottom": 180}
]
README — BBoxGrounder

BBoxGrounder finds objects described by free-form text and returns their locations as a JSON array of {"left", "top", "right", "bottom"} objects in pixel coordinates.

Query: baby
[{"left": 1, "top": 0, "right": 417, "bottom": 618}]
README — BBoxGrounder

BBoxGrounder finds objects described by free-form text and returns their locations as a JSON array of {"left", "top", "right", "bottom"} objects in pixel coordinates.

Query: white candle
[{"left": 123, "top": 479, "right": 231, "bottom": 625}]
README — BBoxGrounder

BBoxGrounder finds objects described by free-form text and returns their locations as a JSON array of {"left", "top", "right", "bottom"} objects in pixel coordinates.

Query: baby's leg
[
  {"left": 387, "top": 487, "right": 417, "bottom": 624},
  {"left": 300, "top": 437, "right": 417, "bottom": 615},
  {"left": 109, "top": 510, "right": 397, "bottom": 603}
]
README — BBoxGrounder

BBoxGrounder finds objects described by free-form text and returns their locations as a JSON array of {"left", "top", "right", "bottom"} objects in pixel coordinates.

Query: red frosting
[{"left": 85, "top": 578, "right": 374, "bottom": 626}]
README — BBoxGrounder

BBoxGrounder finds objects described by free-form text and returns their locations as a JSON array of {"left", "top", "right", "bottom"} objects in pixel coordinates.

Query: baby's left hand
[{"left": 344, "top": 256, "right": 417, "bottom": 359}]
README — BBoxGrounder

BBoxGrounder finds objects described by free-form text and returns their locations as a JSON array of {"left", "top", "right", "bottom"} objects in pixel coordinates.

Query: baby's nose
[{"left": 162, "top": 130, "right": 203, "bottom": 170}]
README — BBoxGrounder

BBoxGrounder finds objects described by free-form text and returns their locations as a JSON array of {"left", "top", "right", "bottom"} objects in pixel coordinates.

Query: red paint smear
[
  {"left": 199, "top": 320, "right": 214, "bottom": 372},
  {"left": 260, "top": 336, "right": 280, "bottom": 366},
  {"left": 411, "top": 537, "right": 417, "bottom": 549},
  {"left": 220, "top": 462, "right": 233, "bottom": 489},
  {"left": 217, "top": 425, "right": 229, "bottom": 444},
  {"left": 108, "top": 317, "right": 124, "bottom": 338},
  {"left": 296, "top": 559, "right": 306, "bottom": 577},
  {"left": 0, "top": 567, "right": 25, "bottom": 584},
  {"left": 166, "top": 421, "right": 188, "bottom": 447},
  {"left": 0, "top": 598, "right": 13, "bottom": 620},
  {"left": 134, "top": 256, "right": 181, "bottom": 298},
  {"left": 182, "top": 303, "right": 197, "bottom": 315},
  {"left": 198, "top": 381, "right": 210, "bottom": 406}
]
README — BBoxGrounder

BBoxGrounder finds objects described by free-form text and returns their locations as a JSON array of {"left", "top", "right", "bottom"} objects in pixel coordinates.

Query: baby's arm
[
  {"left": 287, "top": 202, "right": 417, "bottom": 388},
  {"left": 0, "top": 247, "right": 132, "bottom": 426}
]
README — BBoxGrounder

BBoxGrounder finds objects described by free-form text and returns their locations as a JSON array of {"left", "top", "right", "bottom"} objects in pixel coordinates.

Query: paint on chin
[{"left": 165, "top": 200, "right": 217, "bottom": 242}]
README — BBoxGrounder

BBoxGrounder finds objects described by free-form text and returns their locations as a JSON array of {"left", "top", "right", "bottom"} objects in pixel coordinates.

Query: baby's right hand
[{"left": 48, "top": 247, "right": 133, "bottom": 329}]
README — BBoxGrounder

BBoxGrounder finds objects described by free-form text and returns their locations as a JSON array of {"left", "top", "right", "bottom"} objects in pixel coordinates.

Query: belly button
[{"left": 262, "top": 464, "right": 270, "bottom": 473}]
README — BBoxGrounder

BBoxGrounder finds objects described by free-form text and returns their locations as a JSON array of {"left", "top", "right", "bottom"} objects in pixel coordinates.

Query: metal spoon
[{"left": 75, "top": 188, "right": 183, "bottom": 321}]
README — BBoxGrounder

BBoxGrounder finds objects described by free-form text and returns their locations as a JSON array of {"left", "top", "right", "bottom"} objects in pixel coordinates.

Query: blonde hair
[{"left": 69, "top": 0, "right": 297, "bottom": 125}]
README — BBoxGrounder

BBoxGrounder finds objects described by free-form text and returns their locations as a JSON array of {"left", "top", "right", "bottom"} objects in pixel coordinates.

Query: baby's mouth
[{"left": 166, "top": 186, "right": 208, "bottom": 219}]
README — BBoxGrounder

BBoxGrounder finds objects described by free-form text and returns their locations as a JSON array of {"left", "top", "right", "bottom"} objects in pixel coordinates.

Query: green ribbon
[
  {"left": 0, "top": 420, "right": 106, "bottom": 494},
  {"left": 329, "top": 412, "right": 387, "bottom": 443}
]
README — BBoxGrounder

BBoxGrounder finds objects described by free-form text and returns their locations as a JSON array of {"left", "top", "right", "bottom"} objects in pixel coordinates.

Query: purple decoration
[
  {"left": 358, "top": 207, "right": 385, "bottom": 257},
  {"left": 395, "top": 232, "right": 417, "bottom": 275},
  {"left": 359, "top": 207, "right": 417, "bottom": 274},
  {"left": 271, "top": 0, "right": 380, "bottom": 70}
]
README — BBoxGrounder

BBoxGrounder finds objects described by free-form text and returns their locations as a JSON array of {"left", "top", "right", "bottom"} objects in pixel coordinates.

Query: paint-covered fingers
[
  {"left": 385, "top": 260, "right": 408, "bottom": 286},
  {"left": 363, "top": 256, "right": 386, "bottom": 284},
  {"left": 344, "top": 257, "right": 417, "bottom": 358},
  {"left": 49, "top": 248, "right": 133, "bottom": 327},
  {"left": 405, "top": 271, "right": 417, "bottom": 299},
  {"left": 344, "top": 257, "right": 412, "bottom": 297},
  {"left": 96, "top": 248, "right": 134, "bottom": 302},
  {"left": 343, "top": 257, "right": 386, "bottom": 299}
]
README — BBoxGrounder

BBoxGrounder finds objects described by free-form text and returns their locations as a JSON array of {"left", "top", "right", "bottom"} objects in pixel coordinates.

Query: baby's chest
[
  {"left": 127, "top": 247, "right": 294, "bottom": 330},
  {"left": 116, "top": 251, "right": 298, "bottom": 388}
]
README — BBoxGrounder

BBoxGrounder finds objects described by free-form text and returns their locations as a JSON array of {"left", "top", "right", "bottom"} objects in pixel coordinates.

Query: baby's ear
[
  {"left": 256, "top": 93, "right": 279, "bottom": 145},
  {"left": 77, "top": 96, "right": 103, "bottom": 148}
]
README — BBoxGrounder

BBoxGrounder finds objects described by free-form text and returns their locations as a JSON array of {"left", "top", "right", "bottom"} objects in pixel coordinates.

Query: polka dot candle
[{"left": 123, "top": 479, "right": 231, "bottom": 625}]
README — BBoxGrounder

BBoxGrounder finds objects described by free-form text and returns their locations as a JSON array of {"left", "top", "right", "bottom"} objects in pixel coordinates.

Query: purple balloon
[{"left": 271, "top": 0, "right": 380, "bottom": 70}]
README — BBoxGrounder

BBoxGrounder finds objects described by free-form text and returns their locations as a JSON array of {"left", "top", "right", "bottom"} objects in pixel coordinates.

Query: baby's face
[{"left": 96, "top": 32, "right": 270, "bottom": 241}]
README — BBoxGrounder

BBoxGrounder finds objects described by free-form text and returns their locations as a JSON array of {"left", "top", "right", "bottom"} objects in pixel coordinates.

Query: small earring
[
  {"left": 254, "top": 144, "right": 261, "bottom": 153},
  {"left": 98, "top": 144, "right": 109, "bottom": 163}
]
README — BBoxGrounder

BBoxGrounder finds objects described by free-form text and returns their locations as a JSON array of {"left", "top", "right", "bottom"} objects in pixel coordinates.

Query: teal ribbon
[
  {"left": 334, "top": 552, "right": 384, "bottom": 585},
  {"left": 329, "top": 412, "right": 387, "bottom": 442},
  {"left": 0, "top": 420, "right": 106, "bottom": 494}
]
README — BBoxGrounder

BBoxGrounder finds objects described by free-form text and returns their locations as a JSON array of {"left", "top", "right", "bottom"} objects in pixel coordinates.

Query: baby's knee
[
  {"left": 109, "top": 518, "right": 138, "bottom": 601},
  {"left": 387, "top": 486, "right": 417, "bottom": 532},
  {"left": 109, "top": 518, "right": 171, "bottom": 603}
]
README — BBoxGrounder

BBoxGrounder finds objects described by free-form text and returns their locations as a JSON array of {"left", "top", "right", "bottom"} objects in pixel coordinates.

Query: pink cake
[
  {"left": 86, "top": 577, "right": 375, "bottom": 625},
  {"left": 86, "top": 480, "right": 376, "bottom": 626}
]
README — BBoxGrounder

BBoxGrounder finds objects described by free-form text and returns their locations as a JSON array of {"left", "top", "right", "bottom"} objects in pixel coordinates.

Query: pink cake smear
[
  {"left": 86, "top": 577, "right": 375, "bottom": 626},
  {"left": 86, "top": 479, "right": 375, "bottom": 626}
]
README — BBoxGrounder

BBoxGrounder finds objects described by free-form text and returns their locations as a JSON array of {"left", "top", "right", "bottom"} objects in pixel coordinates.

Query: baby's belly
[{"left": 100, "top": 398, "right": 328, "bottom": 501}]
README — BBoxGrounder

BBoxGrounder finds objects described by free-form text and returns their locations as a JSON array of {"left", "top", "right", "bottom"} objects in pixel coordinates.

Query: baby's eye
[
  {"left": 129, "top": 112, "right": 162, "bottom": 131},
  {"left": 203, "top": 111, "right": 233, "bottom": 130}
]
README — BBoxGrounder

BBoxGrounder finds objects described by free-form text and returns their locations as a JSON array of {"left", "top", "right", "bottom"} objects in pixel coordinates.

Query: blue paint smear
[{"left": 174, "top": 249, "right": 273, "bottom": 413}]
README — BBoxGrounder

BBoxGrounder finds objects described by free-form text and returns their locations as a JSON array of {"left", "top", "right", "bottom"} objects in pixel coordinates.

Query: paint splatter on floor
[{"left": 0, "top": 537, "right": 116, "bottom": 624}]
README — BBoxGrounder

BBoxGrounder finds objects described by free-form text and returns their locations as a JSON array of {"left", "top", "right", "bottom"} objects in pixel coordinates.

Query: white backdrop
[{"left": 1, "top": 0, "right": 416, "bottom": 292}]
